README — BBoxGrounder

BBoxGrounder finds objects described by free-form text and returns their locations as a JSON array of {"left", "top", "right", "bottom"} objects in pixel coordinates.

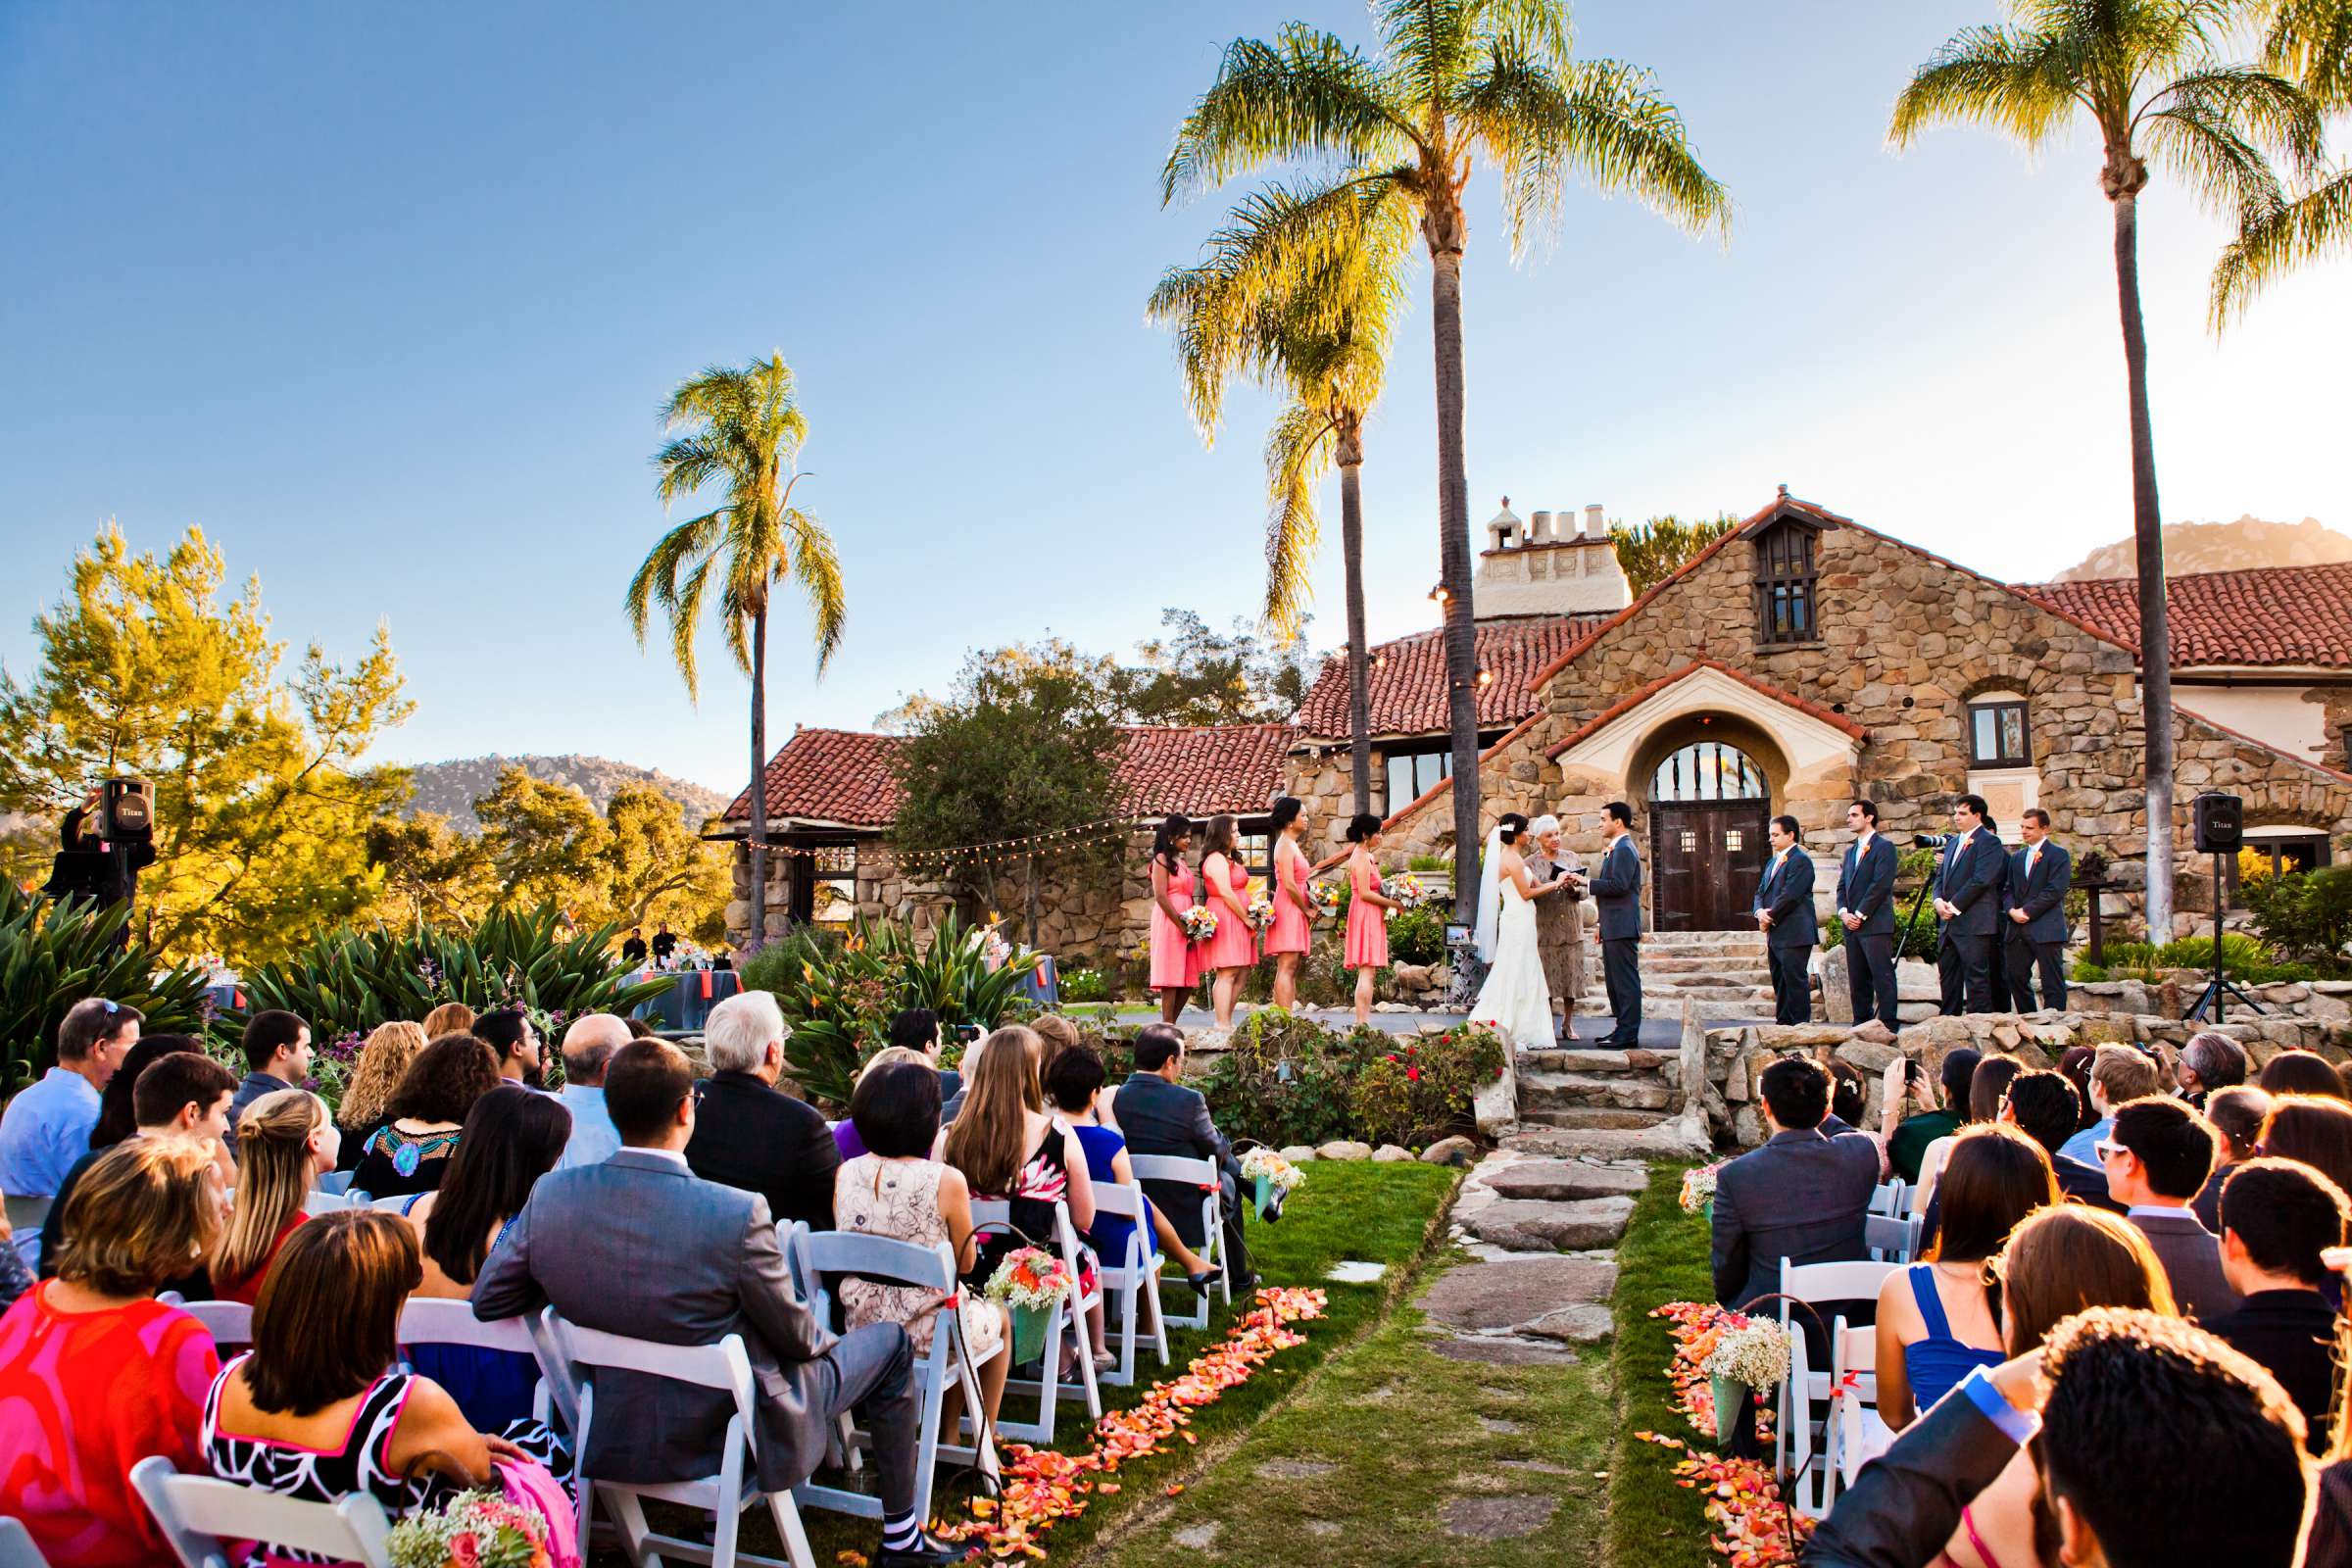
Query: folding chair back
[
  {"left": 1825, "top": 1318, "right": 1890, "bottom": 1513},
  {"left": 131, "top": 1454, "right": 392, "bottom": 1568},
  {"left": 395, "top": 1298, "right": 568, "bottom": 1430},
  {"left": 1088, "top": 1179, "right": 1169, "bottom": 1385},
  {"left": 1868, "top": 1180, "right": 1906, "bottom": 1217},
  {"left": 1126, "top": 1152, "right": 1230, "bottom": 1328},
  {"left": 1864, "top": 1213, "right": 1920, "bottom": 1264},
  {"left": 0, "top": 1517, "right": 47, "bottom": 1568},
  {"left": 968, "top": 1198, "right": 1102, "bottom": 1444},
  {"left": 539, "top": 1313, "right": 813, "bottom": 1568},
  {"left": 3, "top": 1195, "right": 50, "bottom": 1236},
  {"left": 179, "top": 1299, "right": 254, "bottom": 1351},
  {"left": 301, "top": 1189, "right": 354, "bottom": 1217},
  {"left": 1776, "top": 1259, "right": 1897, "bottom": 1518}
]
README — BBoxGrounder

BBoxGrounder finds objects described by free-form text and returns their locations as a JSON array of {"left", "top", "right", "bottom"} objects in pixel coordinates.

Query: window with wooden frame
[
  {"left": 1753, "top": 521, "right": 1819, "bottom": 646},
  {"left": 1969, "top": 699, "right": 2033, "bottom": 768}
]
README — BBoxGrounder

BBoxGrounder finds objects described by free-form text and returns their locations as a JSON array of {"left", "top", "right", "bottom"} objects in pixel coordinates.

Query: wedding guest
[
  {"left": 2302, "top": 1256, "right": 2352, "bottom": 1558},
  {"left": 1114, "top": 1023, "right": 1255, "bottom": 1297},
  {"left": 0, "top": 1209, "right": 29, "bottom": 1311},
  {"left": 1342, "top": 812, "right": 1397, "bottom": 1028},
  {"left": 1874, "top": 1124, "right": 2054, "bottom": 1429},
  {"left": 77, "top": 1034, "right": 198, "bottom": 1155},
  {"left": 1753, "top": 815, "right": 1817, "bottom": 1025},
  {"left": 420, "top": 1001, "right": 475, "bottom": 1041},
  {"left": 2209, "top": 1157, "right": 2348, "bottom": 1451},
  {"left": 1045, "top": 1044, "right": 1218, "bottom": 1296},
  {"left": 2260, "top": 1048, "right": 2352, "bottom": 1101},
  {"left": 1826, "top": 1061, "right": 1890, "bottom": 1177},
  {"left": 1912, "top": 1054, "right": 2018, "bottom": 1211},
  {"left": 890, "top": 1006, "right": 959, "bottom": 1102},
  {"left": 0, "top": 1139, "right": 225, "bottom": 1568},
  {"left": 2001, "top": 808, "right": 2072, "bottom": 1011},
  {"left": 335, "top": 1020, "right": 425, "bottom": 1170},
  {"left": 2254, "top": 1092, "right": 2352, "bottom": 1196},
  {"left": 686, "top": 990, "right": 840, "bottom": 1234},
  {"left": 402, "top": 1086, "right": 571, "bottom": 1431},
  {"left": 2056, "top": 1045, "right": 2100, "bottom": 1131},
  {"left": 1263, "top": 796, "right": 1317, "bottom": 1012},
  {"left": 1196, "top": 813, "right": 1257, "bottom": 1031},
  {"left": 624, "top": 1015, "right": 659, "bottom": 1039},
  {"left": 204, "top": 1212, "right": 570, "bottom": 1556},
  {"left": 1031, "top": 1012, "right": 1083, "bottom": 1092},
  {"left": 1836, "top": 800, "right": 1900, "bottom": 1030},
  {"left": 1888, "top": 1047, "right": 1976, "bottom": 1188},
  {"left": 834, "top": 1060, "right": 1011, "bottom": 1441},
  {"left": 473, "top": 1006, "right": 545, "bottom": 1089},
  {"left": 0, "top": 998, "right": 140, "bottom": 1265},
  {"left": 554, "top": 1012, "right": 628, "bottom": 1169},
  {"left": 40, "top": 1050, "right": 237, "bottom": 1295},
  {"left": 619, "top": 927, "right": 648, "bottom": 966},
  {"left": 940, "top": 1025, "right": 1107, "bottom": 1372},
  {"left": 2177, "top": 1030, "right": 2248, "bottom": 1109},
  {"left": 213, "top": 1090, "right": 339, "bottom": 1305},
  {"left": 1146, "top": 813, "right": 1202, "bottom": 1026},
  {"left": 652, "top": 922, "right": 677, "bottom": 964},
  {"left": 835, "top": 1048, "right": 930, "bottom": 1161},
  {"left": 2192, "top": 1083, "right": 2272, "bottom": 1230},
  {"left": 226, "top": 1009, "right": 312, "bottom": 1152},
  {"left": 2100, "top": 1095, "right": 2237, "bottom": 1321},
  {"left": 350, "top": 1033, "right": 501, "bottom": 1200},
  {"left": 2055, "top": 1043, "right": 2159, "bottom": 1165},
  {"left": 1995, "top": 1068, "right": 2123, "bottom": 1212},
  {"left": 1931, "top": 795, "right": 2005, "bottom": 1015}
]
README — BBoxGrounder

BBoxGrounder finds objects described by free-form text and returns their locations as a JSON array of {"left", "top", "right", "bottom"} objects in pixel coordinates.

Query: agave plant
[{"left": 0, "top": 884, "right": 210, "bottom": 1093}]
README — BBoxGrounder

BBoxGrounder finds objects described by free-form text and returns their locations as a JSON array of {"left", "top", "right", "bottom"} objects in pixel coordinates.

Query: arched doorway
[{"left": 1647, "top": 738, "right": 1770, "bottom": 931}]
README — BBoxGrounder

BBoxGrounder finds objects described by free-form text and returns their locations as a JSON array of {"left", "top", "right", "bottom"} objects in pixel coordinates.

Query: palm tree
[
  {"left": 1148, "top": 178, "right": 1416, "bottom": 810},
  {"left": 2213, "top": 0, "right": 2352, "bottom": 320},
  {"left": 625, "top": 354, "right": 845, "bottom": 948},
  {"left": 1891, "top": 1, "right": 2320, "bottom": 941},
  {"left": 1163, "top": 0, "right": 1729, "bottom": 920}
]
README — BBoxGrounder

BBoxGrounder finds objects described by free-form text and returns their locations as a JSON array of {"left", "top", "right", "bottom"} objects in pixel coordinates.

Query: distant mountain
[
  {"left": 2051, "top": 515, "right": 2351, "bottom": 581},
  {"left": 403, "top": 755, "right": 731, "bottom": 831}
]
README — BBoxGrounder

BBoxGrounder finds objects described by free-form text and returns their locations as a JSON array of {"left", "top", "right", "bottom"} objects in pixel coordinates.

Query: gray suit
[
  {"left": 1113, "top": 1072, "right": 1250, "bottom": 1281},
  {"left": 2129, "top": 1206, "right": 2242, "bottom": 1325},
  {"left": 1710, "top": 1127, "right": 1883, "bottom": 1312},
  {"left": 472, "top": 1149, "right": 921, "bottom": 1502},
  {"left": 1589, "top": 833, "right": 1644, "bottom": 1046}
]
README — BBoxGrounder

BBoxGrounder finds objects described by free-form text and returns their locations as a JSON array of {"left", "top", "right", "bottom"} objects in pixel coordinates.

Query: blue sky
[{"left": 4, "top": 2, "right": 2344, "bottom": 796}]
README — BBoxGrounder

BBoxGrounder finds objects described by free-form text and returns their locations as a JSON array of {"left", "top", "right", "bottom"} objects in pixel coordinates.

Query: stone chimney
[
  {"left": 1530, "top": 510, "right": 1553, "bottom": 544},
  {"left": 1584, "top": 503, "right": 1605, "bottom": 538},
  {"left": 1471, "top": 493, "right": 1633, "bottom": 617}
]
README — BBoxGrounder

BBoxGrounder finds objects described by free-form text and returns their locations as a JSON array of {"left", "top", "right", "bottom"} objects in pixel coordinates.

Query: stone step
[
  {"left": 1483, "top": 1160, "right": 1651, "bottom": 1202},
  {"left": 1642, "top": 955, "right": 1778, "bottom": 976},
  {"left": 1575, "top": 995, "right": 1770, "bottom": 1021},
  {"left": 1518, "top": 1104, "right": 1680, "bottom": 1132},
  {"left": 1461, "top": 1195, "right": 1637, "bottom": 1252},
  {"left": 1514, "top": 1047, "right": 1664, "bottom": 1075},
  {"left": 1505, "top": 1119, "right": 1713, "bottom": 1160},
  {"left": 1419, "top": 1254, "right": 1620, "bottom": 1343},
  {"left": 1642, "top": 982, "right": 1771, "bottom": 1002},
  {"left": 1519, "top": 1071, "right": 1677, "bottom": 1111}
]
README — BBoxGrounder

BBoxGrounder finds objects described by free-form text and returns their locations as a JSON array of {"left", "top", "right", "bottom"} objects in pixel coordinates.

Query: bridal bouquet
[
  {"left": 387, "top": 1491, "right": 554, "bottom": 1568},
  {"left": 1312, "top": 881, "right": 1346, "bottom": 914},
  {"left": 1382, "top": 874, "right": 1433, "bottom": 910},
  {"left": 1245, "top": 886, "right": 1277, "bottom": 932},
  {"left": 1178, "top": 905, "right": 1219, "bottom": 944}
]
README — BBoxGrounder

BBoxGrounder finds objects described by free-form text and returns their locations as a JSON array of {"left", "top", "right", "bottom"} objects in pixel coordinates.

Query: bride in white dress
[{"left": 1469, "top": 813, "right": 1565, "bottom": 1052}]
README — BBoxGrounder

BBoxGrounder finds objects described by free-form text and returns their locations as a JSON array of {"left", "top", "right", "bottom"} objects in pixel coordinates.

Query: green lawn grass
[
  {"left": 1606, "top": 1160, "right": 1718, "bottom": 1568},
  {"left": 596, "top": 1160, "right": 1458, "bottom": 1564}
]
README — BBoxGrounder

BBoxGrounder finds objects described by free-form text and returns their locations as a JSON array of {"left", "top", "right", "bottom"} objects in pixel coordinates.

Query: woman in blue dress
[{"left": 1041, "top": 1044, "right": 1220, "bottom": 1298}]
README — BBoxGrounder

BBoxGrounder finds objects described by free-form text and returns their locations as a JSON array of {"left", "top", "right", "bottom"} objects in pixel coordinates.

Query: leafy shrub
[
  {"left": 1058, "top": 966, "right": 1109, "bottom": 1003},
  {"left": 2244, "top": 866, "right": 2352, "bottom": 976},
  {"left": 1818, "top": 909, "right": 1939, "bottom": 960},
  {"left": 1197, "top": 1008, "right": 1500, "bottom": 1149},
  {"left": 0, "top": 886, "right": 211, "bottom": 1093},
  {"left": 1406, "top": 854, "right": 1452, "bottom": 873},
  {"left": 1387, "top": 907, "right": 1447, "bottom": 966},
  {"left": 2073, "top": 933, "right": 2313, "bottom": 985}
]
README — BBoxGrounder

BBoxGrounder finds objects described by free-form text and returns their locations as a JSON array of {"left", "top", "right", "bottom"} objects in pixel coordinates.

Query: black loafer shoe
[{"left": 875, "top": 1536, "right": 965, "bottom": 1567}]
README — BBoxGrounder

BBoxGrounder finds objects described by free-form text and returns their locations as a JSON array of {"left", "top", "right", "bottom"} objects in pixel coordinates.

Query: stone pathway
[{"left": 1415, "top": 1148, "right": 1641, "bottom": 1363}]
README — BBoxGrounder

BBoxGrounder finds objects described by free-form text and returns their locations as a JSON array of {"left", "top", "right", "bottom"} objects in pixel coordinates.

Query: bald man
[{"left": 557, "top": 1012, "right": 632, "bottom": 1168}]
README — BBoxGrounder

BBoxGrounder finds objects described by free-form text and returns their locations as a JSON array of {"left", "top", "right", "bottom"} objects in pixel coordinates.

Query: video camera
[
  {"left": 1913, "top": 833, "right": 1952, "bottom": 850},
  {"left": 43, "top": 778, "right": 157, "bottom": 922}
]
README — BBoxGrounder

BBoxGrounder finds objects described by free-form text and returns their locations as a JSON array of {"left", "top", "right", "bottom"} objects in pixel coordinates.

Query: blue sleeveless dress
[{"left": 1902, "top": 1263, "right": 2004, "bottom": 1412}]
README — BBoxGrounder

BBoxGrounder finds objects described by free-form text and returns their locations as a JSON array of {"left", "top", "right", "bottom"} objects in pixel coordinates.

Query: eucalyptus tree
[
  {"left": 1892, "top": 0, "right": 2321, "bottom": 940},
  {"left": 1163, "top": 0, "right": 1729, "bottom": 916},
  {"left": 2213, "top": 0, "right": 2352, "bottom": 319},
  {"left": 625, "top": 354, "right": 845, "bottom": 946},
  {"left": 1149, "top": 177, "right": 1415, "bottom": 810}
]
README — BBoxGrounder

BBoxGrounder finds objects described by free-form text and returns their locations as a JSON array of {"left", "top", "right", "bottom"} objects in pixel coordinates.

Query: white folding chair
[
  {"left": 1868, "top": 1180, "right": 1906, "bottom": 1217},
  {"left": 179, "top": 1299, "right": 254, "bottom": 1351},
  {"left": 1864, "top": 1213, "right": 1921, "bottom": 1264},
  {"left": 0, "top": 1517, "right": 48, "bottom": 1568},
  {"left": 316, "top": 1170, "right": 355, "bottom": 1198},
  {"left": 1126, "top": 1153, "right": 1231, "bottom": 1330},
  {"left": 1825, "top": 1318, "right": 1891, "bottom": 1513},
  {"left": 968, "top": 1199, "right": 1102, "bottom": 1444},
  {"left": 370, "top": 1193, "right": 417, "bottom": 1214},
  {"left": 784, "top": 1228, "right": 1001, "bottom": 1525},
  {"left": 1775, "top": 1258, "right": 1898, "bottom": 1519},
  {"left": 301, "top": 1189, "right": 353, "bottom": 1217},
  {"left": 132, "top": 1454, "right": 393, "bottom": 1568},
  {"left": 395, "top": 1298, "right": 570, "bottom": 1431},
  {"left": 1089, "top": 1181, "right": 1169, "bottom": 1385},
  {"left": 539, "top": 1312, "right": 816, "bottom": 1568}
]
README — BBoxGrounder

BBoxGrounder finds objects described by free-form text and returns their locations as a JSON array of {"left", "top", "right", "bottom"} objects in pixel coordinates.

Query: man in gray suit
[
  {"left": 473, "top": 1041, "right": 957, "bottom": 1567},
  {"left": 1753, "top": 815, "right": 1818, "bottom": 1025},
  {"left": 1588, "top": 801, "right": 1644, "bottom": 1048},
  {"left": 1112, "top": 1023, "right": 1255, "bottom": 1295},
  {"left": 2099, "top": 1094, "right": 2241, "bottom": 1324},
  {"left": 2003, "top": 808, "right": 2073, "bottom": 1011}
]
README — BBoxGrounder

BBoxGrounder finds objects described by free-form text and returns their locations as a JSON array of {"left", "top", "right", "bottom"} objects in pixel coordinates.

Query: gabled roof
[
  {"left": 2018, "top": 564, "right": 2352, "bottom": 669},
  {"left": 1542, "top": 659, "right": 1866, "bottom": 761},
  {"left": 1289, "top": 614, "right": 1615, "bottom": 740},
  {"left": 721, "top": 722, "right": 1298, "bottom": 831}
]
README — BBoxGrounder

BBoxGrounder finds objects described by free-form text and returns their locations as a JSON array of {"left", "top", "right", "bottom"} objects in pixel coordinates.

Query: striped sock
[{"left": 882, "top": 1510, "right": 925, "bottom": 1552}]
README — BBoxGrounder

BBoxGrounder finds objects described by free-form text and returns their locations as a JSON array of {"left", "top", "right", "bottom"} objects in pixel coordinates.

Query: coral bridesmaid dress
[
  {"left": 1344, "top": 851, "right": 1389, "bottom": 969},
  {"left": 1200, "top": 853, "right": 1259, "bottom": 971},
  {"left": 1265, "top": 845, "right": 1311, "bottom": 956},
  {"left": 1148, "top": 857, "right": 1202, "bottom": 991}
]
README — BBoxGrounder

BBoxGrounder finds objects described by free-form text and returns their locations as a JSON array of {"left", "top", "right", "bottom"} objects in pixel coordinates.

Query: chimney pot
[
  {"left": 1584, "top": 504, "right": 1604, "bottom": 537},
  {"left": 1530, "top": 510, "right": 1552, "bottom": 545}
]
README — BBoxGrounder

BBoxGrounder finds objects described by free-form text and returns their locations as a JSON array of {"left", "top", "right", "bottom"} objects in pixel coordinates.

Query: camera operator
[{"left": 41, "top": 793, "right": 157, "bottom": 949}]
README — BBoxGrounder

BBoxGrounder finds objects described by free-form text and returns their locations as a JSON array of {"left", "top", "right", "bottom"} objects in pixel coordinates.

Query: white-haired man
[
  {"left": 1523, "top": 815, "right": 1589, "bottom": 1044},
  {"left": 556, "top": 1011, "right": 632, "bottom": 1168},
  {"left": 683, "top": 990, "right": 840, "bottom": 1233}
]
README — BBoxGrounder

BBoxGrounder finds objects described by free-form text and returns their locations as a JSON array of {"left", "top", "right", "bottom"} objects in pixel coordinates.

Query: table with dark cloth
[{"left": 625, "top": 967, "right": 743, "bottom": 1032}]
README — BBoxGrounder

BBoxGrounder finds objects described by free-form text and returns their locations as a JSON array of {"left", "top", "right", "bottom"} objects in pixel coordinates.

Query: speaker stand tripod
[{"left": 2186, "top": 850, "right": 2263, "bottom": 1023}]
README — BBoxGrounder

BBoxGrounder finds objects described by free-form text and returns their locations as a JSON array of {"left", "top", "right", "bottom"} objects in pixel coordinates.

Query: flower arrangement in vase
[
  {"left": 1680, "top": 1161, "right": 1725, "bottom": 1219},
  {"left": 1240, "top": 1147, "right": 1303, "bottom": 1218},
  {"left": 1699, "top": 1314, "right": 1793, "bottom": 1450},
  {"left": 985, "top": 1245, "right": 1074, "bottom": 1364}
]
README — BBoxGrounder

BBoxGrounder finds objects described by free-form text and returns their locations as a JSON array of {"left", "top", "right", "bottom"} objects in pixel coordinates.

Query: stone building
[{"left": 721, "top": 488, "right": 2352, "bottom": 952}]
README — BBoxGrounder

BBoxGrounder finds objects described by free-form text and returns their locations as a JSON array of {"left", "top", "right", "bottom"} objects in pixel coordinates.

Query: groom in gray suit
[
  {"left": 473, "top": 1041, "right": 958, "bottom": 1567},
  {"left": 1589, "top": 801, "right": 1645, "bottom": 1047}
]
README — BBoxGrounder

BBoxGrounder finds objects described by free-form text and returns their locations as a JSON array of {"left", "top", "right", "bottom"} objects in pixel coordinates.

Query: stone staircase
[{"left": 1572, "top": 929, "right": 1776, "bottom": 1022}]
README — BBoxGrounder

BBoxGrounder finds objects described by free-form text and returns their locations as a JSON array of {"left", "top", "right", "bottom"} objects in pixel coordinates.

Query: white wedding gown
[{"left": 1470, "top": 878, "right": 1554, "bottom": 1051}]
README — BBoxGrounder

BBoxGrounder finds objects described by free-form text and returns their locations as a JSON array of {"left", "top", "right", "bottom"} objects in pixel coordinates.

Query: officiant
[{"left": 1525, "top": 815, "right": 1588, "bottom": 1045}]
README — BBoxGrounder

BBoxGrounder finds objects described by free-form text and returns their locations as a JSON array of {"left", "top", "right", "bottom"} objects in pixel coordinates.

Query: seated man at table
[{"left": 683, "top": 991, "right": 839, "bottom": 1233}]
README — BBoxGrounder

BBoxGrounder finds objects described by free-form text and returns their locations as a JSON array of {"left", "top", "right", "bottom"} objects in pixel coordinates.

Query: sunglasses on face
[{"left": 2094, "top": 1140, "right": 2128, "bottom": 1162}]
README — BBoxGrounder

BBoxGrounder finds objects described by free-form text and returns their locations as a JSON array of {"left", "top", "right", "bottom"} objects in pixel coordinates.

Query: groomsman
[
  {"left": 2005, "top": 808, "right": 2073, "bottom": 1011},
  {"left": 1589, "top": 802, "right": 1644, "bottom": 1048},
  {"left": 1933, "top": 794, "right": 2007, "bottom": 1015},
  {"left": 1837, "top": 801, "right": 1900, "bottom": 1028},
  {"left": 1753, "top": 815, "right": 1817, "bottom": 1024}
]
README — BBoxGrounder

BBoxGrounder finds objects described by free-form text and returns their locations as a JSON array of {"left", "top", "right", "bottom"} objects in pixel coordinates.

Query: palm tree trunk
[
  {"left": 1429, "top": 242, "right": 1481, "bottom": 925},
  {"left": 2113, "top": 187, "right": 2177, "bottom": 940},
  {"left": 749, "top": 606, "right": 771, "bottom": 947},
  {"left": 1338, "top": 428, "right": 1372, "bottom": 814}
]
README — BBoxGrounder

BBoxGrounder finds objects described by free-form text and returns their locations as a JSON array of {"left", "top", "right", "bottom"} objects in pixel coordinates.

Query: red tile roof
[
  {"left": 2018, "top": 564, "right": 2352, "bottom": 668},
  {"left": 721, "top": 722, "right": 1298, "bottom": 829},
  {"left": 1289, "top": 615, "right": 1616, "bottom": 739}
]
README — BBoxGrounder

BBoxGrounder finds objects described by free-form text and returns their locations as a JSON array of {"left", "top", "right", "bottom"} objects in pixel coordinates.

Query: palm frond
[
  {"left": 2261, "top": 0, "right": 2352, "bottom": 108},
  {"left": 2140, "top": 64, "right": 2325, "bottom": 178},
  {"left": 780, "top": 507, "right": 848, "bottom": 674},
  {"left": 2141, "top": 93, "right": 2291, "bottom": 223},
  {"left": 1260, "top": 402, "right": 1340, "bottom": 642},
  {"left": 1473, "top": 0, "right": 1576, "bottom": 78},
  {"left": 1377, "top": 0, "right": 1472, "bottom": 109},
  {"left": 1160, "top": 25, "right": 1414, "bottom": 203},
  {"left": 2211, "top": 164, "right": 2352, "bottom": 322},
  {"left": 653, "top": 435, "right": 727, "bottom": 508},
  {"left": 623, "top": 507, "right": 726, "bottom": 699},
  {"left": 1889, "top": 24, "right": 2083, "bottom": 150}
]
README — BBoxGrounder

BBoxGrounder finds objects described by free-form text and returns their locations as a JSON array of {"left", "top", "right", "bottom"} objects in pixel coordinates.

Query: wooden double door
[{"left": 1651, "top": 800, "right": 1770, "bottom": 932}]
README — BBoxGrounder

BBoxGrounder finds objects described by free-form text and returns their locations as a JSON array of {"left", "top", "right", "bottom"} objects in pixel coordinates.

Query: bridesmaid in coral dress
[
  {"left": 1264, "top": 797, "right": 1317, "bottom": 1011},
  {"left": 1343, "top": 811, "right": 1399, "bottom": 1027},
  {"left": 1147, "top": 814, "right": 1203, "bottom": 1025},
  {"left": 1198, "top": 814, "right": 1259, "bottom": 1029}
]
